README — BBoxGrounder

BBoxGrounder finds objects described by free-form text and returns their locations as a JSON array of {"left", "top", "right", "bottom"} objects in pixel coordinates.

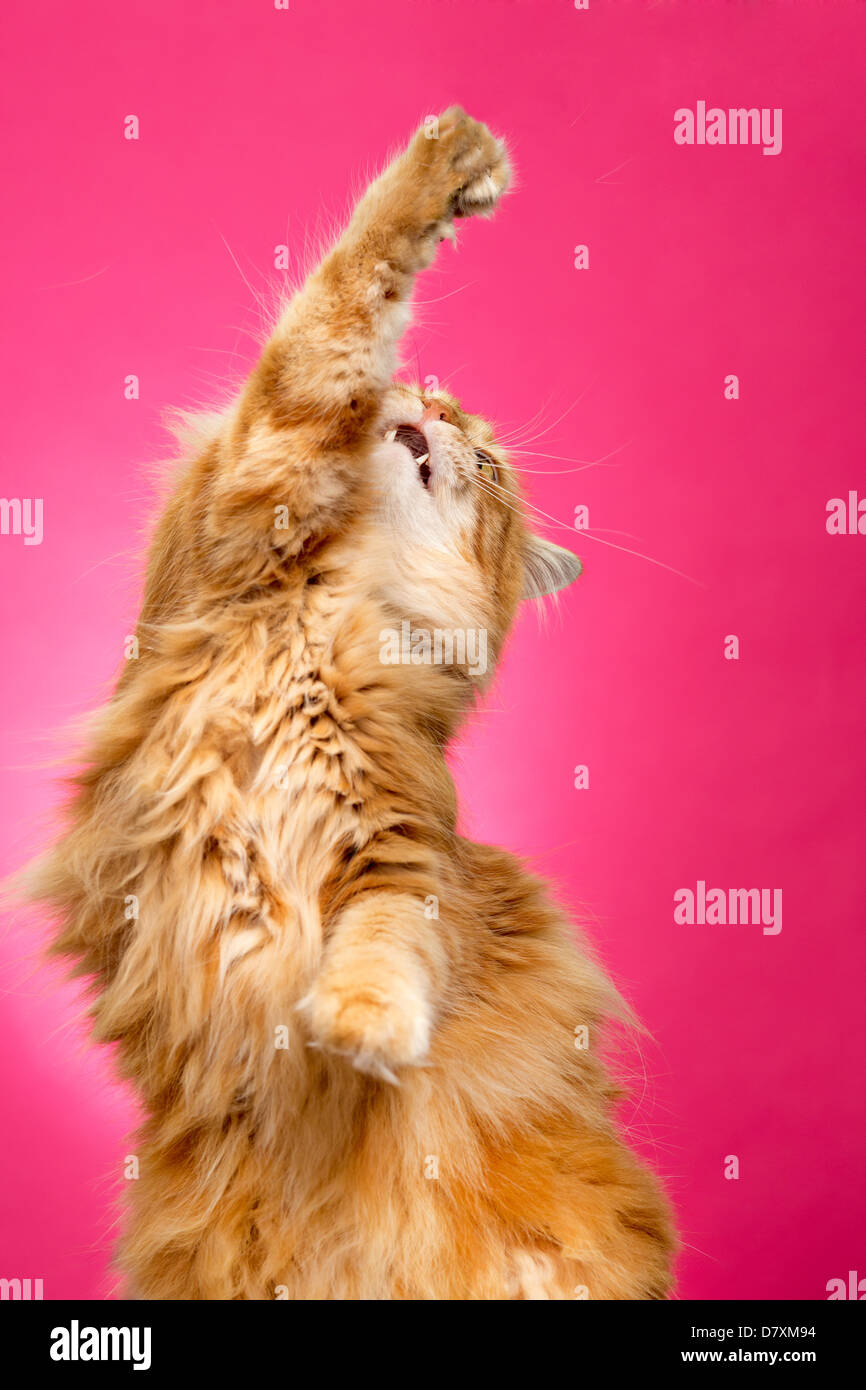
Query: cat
[{"left": 27, "top": 108, "right": 675, "bottom": 1299}]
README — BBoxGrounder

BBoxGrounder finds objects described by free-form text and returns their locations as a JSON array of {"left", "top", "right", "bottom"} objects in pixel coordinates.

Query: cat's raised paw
[
  {"left": 299, "top": 962, "right": 432, "bottom": 1084},
  {"left": 417, "top": 107, "right": 511, "bottom": 222}
]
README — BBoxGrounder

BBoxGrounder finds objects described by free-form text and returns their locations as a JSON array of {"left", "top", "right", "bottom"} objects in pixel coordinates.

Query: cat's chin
[{"left": 370, "top": 438, "right": 441, "bottom": 532}]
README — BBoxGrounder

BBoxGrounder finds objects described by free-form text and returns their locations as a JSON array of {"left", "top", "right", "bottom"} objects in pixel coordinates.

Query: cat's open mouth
[{"left": 391, "top": 425, "right": 432, "bottom": 488}]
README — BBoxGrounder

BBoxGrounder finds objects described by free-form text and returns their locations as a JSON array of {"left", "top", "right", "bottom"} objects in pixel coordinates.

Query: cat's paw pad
[
  {"left": 299, "top": 965, "right": 432, "bottom": 1084},
  {"left": 423, "top": 107, "right": 512, "bottom": 219}
]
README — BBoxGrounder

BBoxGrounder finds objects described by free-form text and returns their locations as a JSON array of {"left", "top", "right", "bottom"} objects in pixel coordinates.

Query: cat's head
[{"left": 370, "top": 383, "right": 581, "bottom": 678}]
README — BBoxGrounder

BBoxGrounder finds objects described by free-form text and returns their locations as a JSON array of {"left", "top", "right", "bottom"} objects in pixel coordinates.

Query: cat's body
[{"left": 29, "top": 110, "right": 675, "bottom": 1298}]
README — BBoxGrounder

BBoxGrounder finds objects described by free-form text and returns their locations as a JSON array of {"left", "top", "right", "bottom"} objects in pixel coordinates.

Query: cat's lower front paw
[{"left": 299, "top": 960, "right": 432, "bottom": 1084}]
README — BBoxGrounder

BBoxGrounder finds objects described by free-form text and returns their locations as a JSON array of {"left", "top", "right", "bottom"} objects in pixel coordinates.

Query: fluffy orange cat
[{"left": 29, "top": 109, "right": 675, "bottom": 1299}]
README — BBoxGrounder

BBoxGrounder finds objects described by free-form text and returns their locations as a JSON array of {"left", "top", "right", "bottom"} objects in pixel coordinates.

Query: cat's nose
[{"left": 419, "top": 399, "right": 457, "bottom": 427}]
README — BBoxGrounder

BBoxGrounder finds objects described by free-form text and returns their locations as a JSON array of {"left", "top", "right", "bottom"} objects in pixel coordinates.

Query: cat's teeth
[
  {"left": 384, "top": 428, "right": 397, "bottom": 442},
  {"left": 416, "top": 453, "right": 429, "bottom": 466}
]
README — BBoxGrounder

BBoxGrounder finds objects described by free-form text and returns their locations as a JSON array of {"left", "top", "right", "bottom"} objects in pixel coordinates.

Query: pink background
[{"left": 2, "top": 0, "right": 864, "bottom": 1300}]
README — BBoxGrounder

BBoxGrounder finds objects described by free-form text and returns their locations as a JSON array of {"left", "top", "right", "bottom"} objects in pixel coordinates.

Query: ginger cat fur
[{"left": 28, "top": 109, "right": 675, "bottom": 1299}]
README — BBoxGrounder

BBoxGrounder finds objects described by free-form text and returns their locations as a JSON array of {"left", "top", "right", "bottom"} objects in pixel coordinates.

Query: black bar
[{"left": 1, "top": 1298, "right": 860, "bottom": 1375}]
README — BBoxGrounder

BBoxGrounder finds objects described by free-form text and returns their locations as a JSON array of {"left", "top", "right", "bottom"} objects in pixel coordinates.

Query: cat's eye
[{"left": 475, "top": 449, "right": 498, "bottom": 483}]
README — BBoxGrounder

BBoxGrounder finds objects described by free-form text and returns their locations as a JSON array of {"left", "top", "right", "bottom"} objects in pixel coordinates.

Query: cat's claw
[{"left": 303, "top": 1036, "right": 399, "bottom": 1087}]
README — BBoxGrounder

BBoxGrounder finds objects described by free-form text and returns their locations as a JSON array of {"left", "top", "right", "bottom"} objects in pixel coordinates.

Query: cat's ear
[{"left": 522, "top": 535, "right": 583, "bottom": 599}]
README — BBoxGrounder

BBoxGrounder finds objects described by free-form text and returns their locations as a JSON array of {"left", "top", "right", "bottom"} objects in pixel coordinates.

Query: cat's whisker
[
  {"left": 494, "top": 391, "right": 557, "bottom": 444},
  {"left": 467, "top": 470, "right": 701, "bottom": 584},
  {"left": 411, "top": 280, "right": 476, "bottom": 306},
  {"left": 494, "top": 384, "right": 595, "bottom": 450},
  {"left": 502, "top": 440, "right": 631, "bottom": 473},
  {"left": 466, "top": 463, "right": 575, "bottom": 525},
  {"left": 573, "top": 530, "right": 702, "bottom": 584},
  {"left": 214, "top": 226, "right": 275, "bottom": 325},
  {"left": 467, "top": 470, "right": 576, "bottom": 534},
  {"left": 433, "top": 362, "right": 469, "bottom": 391}
]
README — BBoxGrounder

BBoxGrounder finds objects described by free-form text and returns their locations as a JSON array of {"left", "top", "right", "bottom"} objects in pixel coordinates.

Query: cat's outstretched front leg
[{"left": 203, "top": 109, "right": 510, "bottom": 577}]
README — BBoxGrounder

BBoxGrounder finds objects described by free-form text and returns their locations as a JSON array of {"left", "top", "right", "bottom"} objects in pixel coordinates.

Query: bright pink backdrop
[{"left": 2, "top": 0, "right": 864, "bottom": 1300}]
